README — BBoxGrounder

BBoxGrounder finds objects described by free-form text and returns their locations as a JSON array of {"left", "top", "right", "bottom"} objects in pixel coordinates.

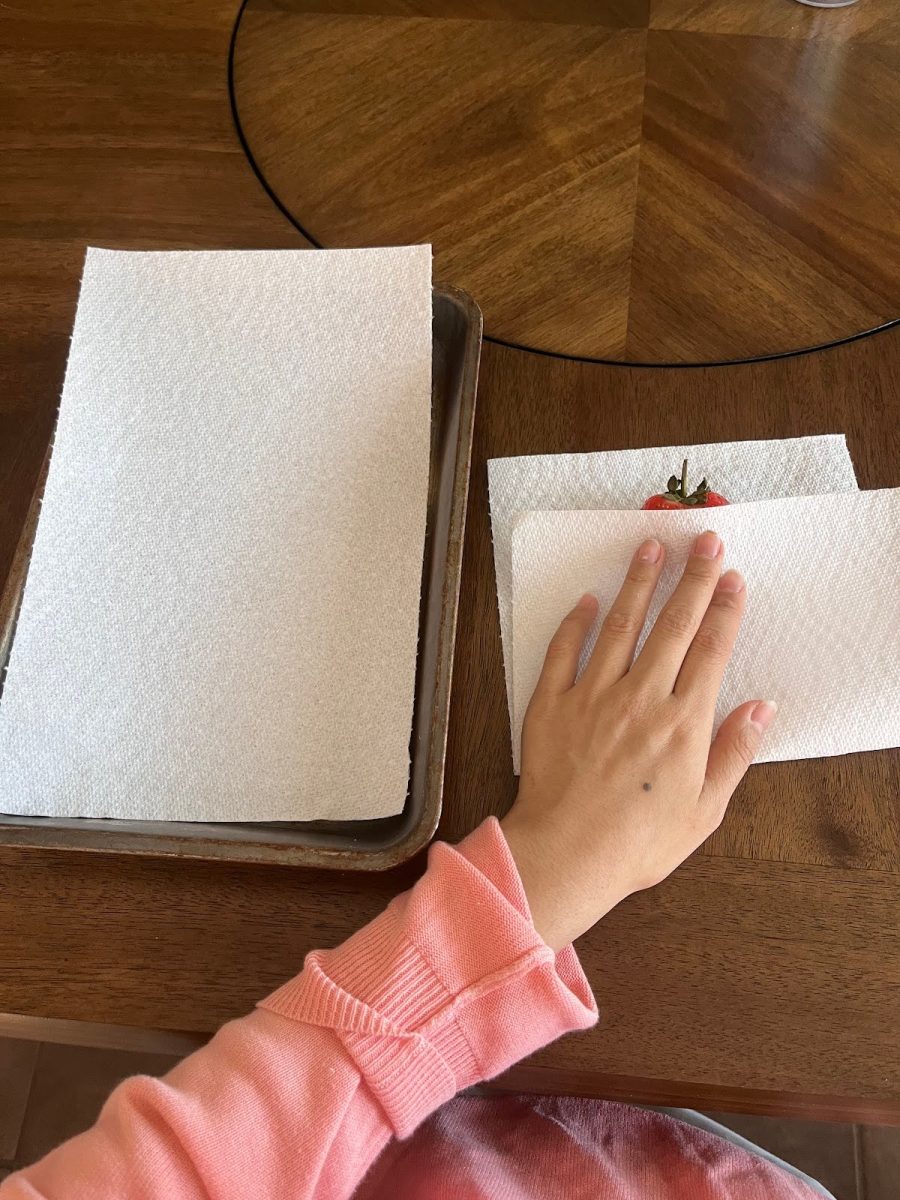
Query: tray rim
[{"left": 0, "top": 281, "right": 482, "bottom": 871}]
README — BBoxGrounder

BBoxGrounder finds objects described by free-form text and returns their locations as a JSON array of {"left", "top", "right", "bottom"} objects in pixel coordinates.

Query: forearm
[
  {"left": 7, "top": 1014, "right": 387, "bottom": 1200},
  {"left": 2, "top": 820, "right": 596, "bottom": 1200}
]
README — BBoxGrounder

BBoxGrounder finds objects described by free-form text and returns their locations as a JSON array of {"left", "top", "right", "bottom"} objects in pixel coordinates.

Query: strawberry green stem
[{"left": 679, "top": 458, "right": 688, "bottom": 500}]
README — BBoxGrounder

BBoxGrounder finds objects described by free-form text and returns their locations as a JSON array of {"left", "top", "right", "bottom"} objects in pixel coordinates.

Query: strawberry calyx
[{"left": 656, "top": 458, "right": 714, "bottom": 506}]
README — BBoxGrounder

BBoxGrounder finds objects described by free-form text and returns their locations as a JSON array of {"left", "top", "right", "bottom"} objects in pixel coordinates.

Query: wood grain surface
[
  {"left": 232, "top": 0, "right": 900, "bottom": 361},
  {"left": 1, "top": 0, "right": 900, "bottom": 1122},
  {"left": 651, "top": 0, "right": 898, "bottom": 41}
]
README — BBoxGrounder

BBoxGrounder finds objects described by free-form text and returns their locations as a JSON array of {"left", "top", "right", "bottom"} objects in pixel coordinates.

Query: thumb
[{"left": 701, "top": 700, "right": 777, "bottom": 812}]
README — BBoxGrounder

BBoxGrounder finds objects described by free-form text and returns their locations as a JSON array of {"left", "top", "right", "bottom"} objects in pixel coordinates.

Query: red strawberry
[{"left": 643, "top": 459, "right": 729, "bottom": 509}]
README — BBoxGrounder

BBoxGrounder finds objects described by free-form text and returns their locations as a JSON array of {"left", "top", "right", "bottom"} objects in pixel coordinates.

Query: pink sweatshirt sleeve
[{"left": 3, "top": 819, "right": 597, "bottom": 1200}]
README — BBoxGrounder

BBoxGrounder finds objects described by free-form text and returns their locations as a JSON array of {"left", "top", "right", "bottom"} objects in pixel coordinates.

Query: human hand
[{"left": 500, "top": 531, "right": 776, "bottom": 951}]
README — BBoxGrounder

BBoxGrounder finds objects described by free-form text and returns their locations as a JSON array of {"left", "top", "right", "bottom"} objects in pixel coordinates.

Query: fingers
[
  {"left": 674, "top": 569, "right": 746, "bottom": 712},
  {"left": 633, "top": 530, "right": 724, "bottom": 690},
  {"left": 533, "top": 592, "right": 599, "bottom": 699},
  {"left": 701, "top": 699, "right": 777, "bottom": 813},
  {"left": 582, "top": 539, "right": 665, "bottom": 691}
]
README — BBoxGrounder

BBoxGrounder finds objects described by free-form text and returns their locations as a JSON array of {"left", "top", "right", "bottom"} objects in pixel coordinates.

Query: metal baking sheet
[{"left": 0, "top": 284, "right": 481, "bottom": 870}]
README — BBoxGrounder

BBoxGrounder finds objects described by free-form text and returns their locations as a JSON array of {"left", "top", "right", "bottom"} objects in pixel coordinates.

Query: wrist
[{"left": 499, "top": 813, "right": 626, "bottom": 951}]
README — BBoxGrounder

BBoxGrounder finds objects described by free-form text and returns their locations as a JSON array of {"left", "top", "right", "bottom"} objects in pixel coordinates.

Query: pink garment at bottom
[{"left": 355, "top": 1095, "right": 824, "bottom": 1200}]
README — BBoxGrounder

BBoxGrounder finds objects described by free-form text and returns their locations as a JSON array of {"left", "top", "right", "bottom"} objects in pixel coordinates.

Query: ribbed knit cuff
[{"left": 259, "top": 818, "right": 597, "bottom": 1138}]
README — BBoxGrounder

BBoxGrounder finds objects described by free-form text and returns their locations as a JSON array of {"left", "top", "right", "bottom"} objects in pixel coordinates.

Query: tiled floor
[{"left": 1, "top": 1036, "right": 899, "bottom": 1196}]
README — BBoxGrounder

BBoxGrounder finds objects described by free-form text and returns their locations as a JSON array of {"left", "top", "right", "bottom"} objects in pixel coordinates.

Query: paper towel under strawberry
[{"left": 488, "top": 435, "right": 859, "bottom": 728}]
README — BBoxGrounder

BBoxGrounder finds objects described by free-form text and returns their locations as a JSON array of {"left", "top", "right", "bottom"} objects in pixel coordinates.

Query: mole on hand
[{"left": 642, "top": 782, "right": 652, "bottom": 792}]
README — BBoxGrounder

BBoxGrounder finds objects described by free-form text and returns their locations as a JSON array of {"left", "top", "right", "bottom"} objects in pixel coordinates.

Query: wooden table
[
  {"left": 231, "top": 0, "right": 900, "bottom": 362},
  {"left": 1, "top": 0, "right": 899, "bottom": 1124}
]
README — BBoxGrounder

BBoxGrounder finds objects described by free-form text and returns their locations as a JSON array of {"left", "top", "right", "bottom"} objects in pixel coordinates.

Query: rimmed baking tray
[{"left": 0, "top": 284, "right": 481, "bottom": 870}]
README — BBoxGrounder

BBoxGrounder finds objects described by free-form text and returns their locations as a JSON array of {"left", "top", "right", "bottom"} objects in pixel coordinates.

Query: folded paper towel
[
  {"left": 510, "top": 489, "right": 900, "bottom": 772},
  {"left": 489, "top": 436, "right": 859, "bottom": 724},
  {"left": 0, "top": 246, "right": 433, "bottom": 821}
]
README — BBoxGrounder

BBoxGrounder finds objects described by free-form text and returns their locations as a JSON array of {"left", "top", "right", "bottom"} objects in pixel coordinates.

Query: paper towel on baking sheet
[
  {"left": 489, "top": 436, "right": 859, "bottom": 725},
  {"left": 0, "top": 245, "right": 432, "bottom": 821},
  {"left": 510, "top": 490, "right": 900, "bottom": 773}
]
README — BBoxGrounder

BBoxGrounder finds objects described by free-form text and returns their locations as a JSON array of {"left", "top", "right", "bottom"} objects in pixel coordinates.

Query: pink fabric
[
  {"left": 355, "top": 1095, "right": 823, "bottom": 1200},
  {"left": 2, "top": 819, "right": 820, "bottom": 1200}
]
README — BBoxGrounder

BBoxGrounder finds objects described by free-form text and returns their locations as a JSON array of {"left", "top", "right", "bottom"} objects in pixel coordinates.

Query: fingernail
[
  {"left": 693, "top": 530, "right": 722, "bottom": 559},
  {"left": 716, "top": 569, "right": 744, "bottom": 593},
  {"left": 749, "top": 700, "right": 778, "bottom": 732},
  {"left": 576, "top": 592, "right": 596, "bottom": 610},
  {"left": 636, "top": 538, "right": 661, "bottom": 564}
]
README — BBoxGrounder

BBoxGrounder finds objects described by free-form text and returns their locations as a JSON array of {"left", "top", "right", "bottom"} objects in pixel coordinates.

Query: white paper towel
[
  {"left": 489, "top": 436, "right": 859, "bottom": 724},
  {"left": 0, "top": 245, "right": 433, "bottom": 821},
  {"left": 510, "top": 490, "right": 900, "bottom": 772}
]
